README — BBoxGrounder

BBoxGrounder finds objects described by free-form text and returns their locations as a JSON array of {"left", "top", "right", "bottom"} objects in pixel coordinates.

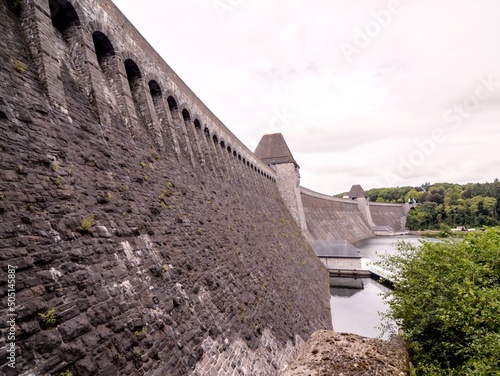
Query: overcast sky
[{"left": 112, "top": 0, "right": 500, "bottom": 195}]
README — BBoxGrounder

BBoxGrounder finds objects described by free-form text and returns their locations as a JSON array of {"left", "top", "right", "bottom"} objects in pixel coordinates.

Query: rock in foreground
[{"left": 281, "top": 330, "right": 409, "bottom": 376}]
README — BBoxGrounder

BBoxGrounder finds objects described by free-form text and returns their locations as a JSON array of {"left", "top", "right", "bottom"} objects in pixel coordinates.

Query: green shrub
[
  {"left": 378, "top": 229, "right": 500, "bottom": 375},
  {"left": 133, "top": 327, "right": 148, "bottom": 337},
  {"left": 78, "top": 215, "right": 95, "bottom": 232},
  {"left": 38, "top": 307, "right": 57, "bottom": 328}
]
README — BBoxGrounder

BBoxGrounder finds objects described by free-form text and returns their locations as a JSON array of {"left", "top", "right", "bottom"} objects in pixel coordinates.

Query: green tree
[{"left": 378, "top": 229, "right": 500, "bottom": 375}]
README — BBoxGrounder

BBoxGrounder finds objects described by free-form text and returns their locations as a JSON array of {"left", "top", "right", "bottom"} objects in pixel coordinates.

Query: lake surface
[
  {"left": 330, "top": 235, "right": 437, "bottom": 339},
  {"left": 330, "top": 277, "right": 391, "bottom": 338}
]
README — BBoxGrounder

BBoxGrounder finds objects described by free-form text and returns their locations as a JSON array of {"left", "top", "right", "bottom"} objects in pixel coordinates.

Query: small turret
[
  {"left": 347, "top": 184, "right": 375, "bottom": 227},
  {"left": 347, "top": 184, "right": 366, "bottom": 199},
  {"left": 255, "top": 133, "right": 307, "bottom": 232}
]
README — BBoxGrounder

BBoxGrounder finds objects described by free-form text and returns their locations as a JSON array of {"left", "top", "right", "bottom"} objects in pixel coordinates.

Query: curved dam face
[
  {"left": 369, "top": 203, "right": 408, "bottom": 232},
  {"left": 0, "top": 2, "right": 332, "bottom": 375},
  {"left": 300, "top": 188, "right": 374, "bottom": 243}
]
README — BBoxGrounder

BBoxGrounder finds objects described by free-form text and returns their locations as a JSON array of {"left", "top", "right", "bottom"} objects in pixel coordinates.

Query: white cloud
[{"left": 113, "top": 0, "right": 500, "bottom": 194}]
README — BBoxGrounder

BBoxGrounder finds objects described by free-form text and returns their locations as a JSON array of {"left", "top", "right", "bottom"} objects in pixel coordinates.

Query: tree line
[{"left": 363, "top": 180, "right": 500, "bottom": 230}]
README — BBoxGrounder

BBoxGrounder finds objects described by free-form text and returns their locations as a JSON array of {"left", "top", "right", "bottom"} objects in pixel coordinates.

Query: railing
[{"left": 363, "top": 259, "right": 395, "bottom": 283}]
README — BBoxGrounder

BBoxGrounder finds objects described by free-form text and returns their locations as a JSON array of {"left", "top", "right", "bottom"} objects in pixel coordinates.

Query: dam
[{"left": 0, "top": 1, "right": 408, "bottom": 374}]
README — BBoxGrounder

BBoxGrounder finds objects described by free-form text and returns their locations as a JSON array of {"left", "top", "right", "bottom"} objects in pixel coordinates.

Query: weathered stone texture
[
  {"left": 274, "top": 164, "right": 307, "bottom": 232},
  {"left": 281, "top": 330, "right": 409, "bottom": 376},
  {"left": 0, "top": 1, "right": 331, "bottom": 375},
  {"left": 300, "top": 188, "right": 374, "bottom": 243},
  {"left": 369, "top": 203, "right": 408, "bottom": 232}
]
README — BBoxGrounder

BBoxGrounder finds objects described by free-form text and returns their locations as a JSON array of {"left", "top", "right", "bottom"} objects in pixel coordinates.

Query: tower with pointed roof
[
  {"left": 347, "top": 184, "right": 375, "bottom": 227},
  {"left": 255, "top": 133, "right": 308, "bottom": 232}
]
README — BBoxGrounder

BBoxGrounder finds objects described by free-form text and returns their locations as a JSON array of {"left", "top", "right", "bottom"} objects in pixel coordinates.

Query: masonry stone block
[{"left": 0, "top": 1, "right": 331, "bottom": 375}]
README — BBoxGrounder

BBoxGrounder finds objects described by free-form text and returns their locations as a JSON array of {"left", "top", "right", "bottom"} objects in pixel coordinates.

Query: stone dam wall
[
  {"left": 0, "top": 1, "right": 332, "bottom": 375},
  {"left": 369, "top": 203, "right": 408, "bottom": 232},
  {"left": 300, "top": 188, "right": 374, "bottom": 244}
]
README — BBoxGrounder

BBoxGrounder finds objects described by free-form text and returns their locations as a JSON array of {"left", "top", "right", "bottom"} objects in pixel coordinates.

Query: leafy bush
[
  {"left": 78, "top": 215, "right": 95, "bottom": 232},
  {"left": 38, "top": 307, "right": 57, "bottom": 328},
  {"left": 378, "top": 229, "right": 500, "bottom": 375}
]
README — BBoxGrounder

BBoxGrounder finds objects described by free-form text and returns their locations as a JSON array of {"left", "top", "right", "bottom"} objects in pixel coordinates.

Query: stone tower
[
  {"left": 347, "top": 184, "right": 375, "bottom": 228},
  {"left": 255, "top": 134, "right": 308, "bottom": 232}
]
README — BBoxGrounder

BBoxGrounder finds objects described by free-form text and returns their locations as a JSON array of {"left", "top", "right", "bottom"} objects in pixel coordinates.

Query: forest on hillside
[{"left": 362, "top": 181, "right": 500, "bottom": 230}]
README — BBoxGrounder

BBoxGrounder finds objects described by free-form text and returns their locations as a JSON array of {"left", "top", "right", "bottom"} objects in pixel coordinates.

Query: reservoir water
[{"left": 330, "top": 235, "right": 435, "bottom": 339}]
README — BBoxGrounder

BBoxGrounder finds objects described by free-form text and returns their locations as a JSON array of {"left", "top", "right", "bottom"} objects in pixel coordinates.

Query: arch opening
[
  {"left": 182, "top": 109, "right": 191, "bottom": 122},
  {"left": 148, "top": 80, "right": 162, "bottom": 99},
  {"left": 167, "top": 96, "right": 178, "bottom": 111},
  {"left": 124, "top": 59, "right": 141, "bottom": 82},
  {"left": 92, "top": 31, "right": 115, "bottom": 72},
  {"left": 49, "top": 0, "right": 81, "bottom": 35}
]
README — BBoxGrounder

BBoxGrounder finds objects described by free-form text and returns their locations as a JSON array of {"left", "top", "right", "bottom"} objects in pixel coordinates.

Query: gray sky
[{"left": 113, "top": 0, "right": 500, "bottom": 195}]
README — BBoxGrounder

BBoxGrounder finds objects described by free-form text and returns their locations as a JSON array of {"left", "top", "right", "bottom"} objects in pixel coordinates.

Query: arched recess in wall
[
  {"left": 199, "top": 124, "right": 216, "bottom": 172},
  {"left": 182, "top": 109, "right": 202, "bottom": 164},
  {"left": 182, "top": 109, "right": 198, "bottom": 143},
  {"left": 167, "top": 95, "right": 188, "bottom": 161},
  {"left": 124, "top": 58, "right": 148, "bottom": 128},
  {"left": 148, "top": 80, "right": 163, "bottom": 110},
  {"left": 47, "top": 0, "right": 94, "bottom": 113},
  {"left": 92, "top": 31, "right": 115, "bottom": 76},
  {"left": 148, "top": 81, "right": 165, "bottom": 129},
  {"left": 49, "top": 0, "right": 81, "bottom": 37},
  {"left": 182, "top": 109, "right": 190, "bottom": 122},
  {"left": 167, "top": 96, "right": 178, "bottom": 112},
  {"left": 124, "top": 60, "right": 142, "bottom": 96},
  {"left": 148, "top": 79, "right": 171, "bottom": 149},
  {"left": 212, "top": 134, "right": 222, "bottom": 156}
]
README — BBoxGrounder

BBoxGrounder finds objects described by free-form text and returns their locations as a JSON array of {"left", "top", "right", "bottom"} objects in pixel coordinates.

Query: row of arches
[{"left": 40, "top": 0, "right": 276, "bottom": 183}]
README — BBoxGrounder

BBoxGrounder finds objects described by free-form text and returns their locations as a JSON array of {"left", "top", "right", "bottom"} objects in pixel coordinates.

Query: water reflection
[
  {"left": 330, "top": 236, "right": 439, "bottom": 339},
  {"left": 353, "top": 235, "right": 438, "bottom": 262},
  {"left": 330, "top": 277, "right": 392, "bottom": 339}
]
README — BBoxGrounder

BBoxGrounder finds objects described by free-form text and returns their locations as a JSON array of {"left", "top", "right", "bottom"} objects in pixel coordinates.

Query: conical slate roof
[
  {"left": 348, "top": 184, "right": 366, "bottom": 199},
  {"left": 254, "top": 133, "right": 299, "bottom": 167}
]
